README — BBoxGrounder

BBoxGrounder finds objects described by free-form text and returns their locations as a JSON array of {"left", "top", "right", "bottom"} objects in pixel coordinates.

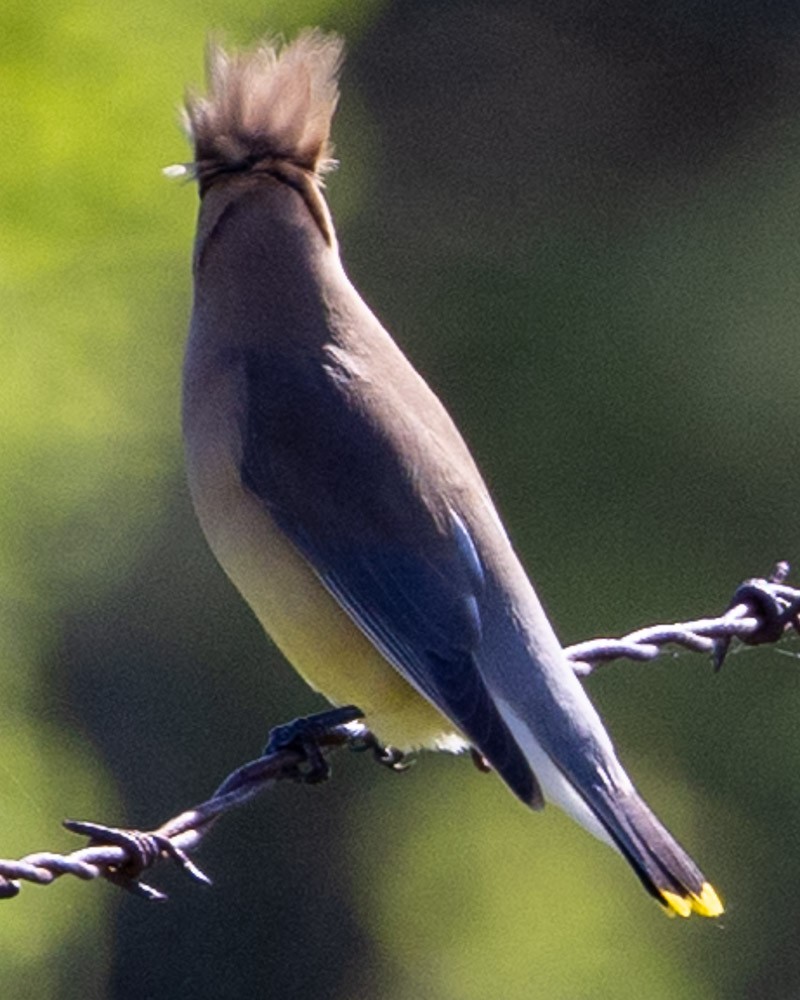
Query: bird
[{"left": 177, "top": 29, "right": 723, "bottom": 919}]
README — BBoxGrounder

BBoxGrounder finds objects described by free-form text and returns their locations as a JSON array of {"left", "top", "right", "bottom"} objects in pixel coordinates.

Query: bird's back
[{"left": 179, "top": 29, "right": 723, "bottom": 918}]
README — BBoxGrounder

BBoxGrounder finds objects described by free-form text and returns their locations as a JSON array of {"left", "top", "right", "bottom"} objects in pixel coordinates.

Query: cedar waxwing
[{"left": 178, "top": 30, "right": 722, "bottom": 918}]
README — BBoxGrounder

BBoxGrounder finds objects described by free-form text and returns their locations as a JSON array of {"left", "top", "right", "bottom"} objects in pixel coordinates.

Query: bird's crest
[{"left": 179, "top": 30, "right": 344, "bottom": 193}]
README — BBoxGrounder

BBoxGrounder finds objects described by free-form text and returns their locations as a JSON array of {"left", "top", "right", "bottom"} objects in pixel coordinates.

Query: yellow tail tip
[
  {"left": 691, "top": 882, "right": 725, "bottom": 917},
  {"left": 660, "top": 883, "right": 724, "bottom": 919}
]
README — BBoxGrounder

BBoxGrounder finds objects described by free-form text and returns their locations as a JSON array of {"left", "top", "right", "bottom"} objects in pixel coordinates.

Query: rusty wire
[{"left": 1, "top": 562, "right": 797, "bottom": 902}]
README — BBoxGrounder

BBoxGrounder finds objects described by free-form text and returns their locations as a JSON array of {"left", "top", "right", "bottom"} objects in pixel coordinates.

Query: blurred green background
[{"left": 3, "top": 0, "right": 800, "bottom": 996}]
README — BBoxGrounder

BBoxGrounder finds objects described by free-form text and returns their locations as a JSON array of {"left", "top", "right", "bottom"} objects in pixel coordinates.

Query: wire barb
[
  {"left": 566, "top": 561, "right": 799, "bottom": 676},
  {"left": 0, "top": 563, "right": 797, "bottom": 901}
]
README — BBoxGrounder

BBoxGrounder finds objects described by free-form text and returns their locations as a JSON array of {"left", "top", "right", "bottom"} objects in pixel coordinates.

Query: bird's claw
[
  {"left": 264, "top": 705, "right": 365, "bottom": 784},
  {"left": 348, "top": 730, "right": 411, "bottom": 772}
]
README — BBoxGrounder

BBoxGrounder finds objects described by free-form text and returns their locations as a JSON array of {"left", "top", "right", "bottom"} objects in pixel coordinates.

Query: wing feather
[{"left": 239, "top": 349, "right": 541, "bottom": 805}]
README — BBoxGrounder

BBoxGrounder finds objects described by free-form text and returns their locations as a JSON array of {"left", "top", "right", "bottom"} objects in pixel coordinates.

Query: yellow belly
[{"left": 187, "top": 444, "right": 462, "bottom": 753}]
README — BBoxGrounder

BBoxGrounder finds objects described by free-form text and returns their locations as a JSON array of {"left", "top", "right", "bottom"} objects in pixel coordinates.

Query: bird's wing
[{"left": 238, "top": 350, "right": 542, "bottom": 806}]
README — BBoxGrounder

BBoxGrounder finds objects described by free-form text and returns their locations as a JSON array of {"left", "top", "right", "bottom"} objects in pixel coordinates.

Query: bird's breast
[{"left": 182, "top": 350, "right": 462, "bottom": 752}]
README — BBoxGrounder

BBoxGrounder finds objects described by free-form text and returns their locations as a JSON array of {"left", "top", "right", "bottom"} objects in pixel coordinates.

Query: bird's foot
[
  {"left": 263, "top": 706, "right": 365, "bottom": 784},
  {"left": 349, "top": 730, "right": 411, "bottom": 772},
  {"left": 470, "top": 748, "right": 492, "bottom": 773}
]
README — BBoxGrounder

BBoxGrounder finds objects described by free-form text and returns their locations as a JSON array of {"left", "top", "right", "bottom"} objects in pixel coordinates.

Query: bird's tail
[{"left": 589, "top": 783, "right": 723, "bottom": 918}]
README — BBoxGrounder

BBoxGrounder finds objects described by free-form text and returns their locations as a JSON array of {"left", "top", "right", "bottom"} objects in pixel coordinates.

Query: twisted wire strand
[{"left": 1, "top": 563, "right": 797, "bottom": 901}]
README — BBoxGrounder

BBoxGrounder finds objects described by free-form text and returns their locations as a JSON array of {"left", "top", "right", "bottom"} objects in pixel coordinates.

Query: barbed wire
[
  {"left": 1, "top": 562, "right": 797, "bottom": 903},
  {"left": 569, "top": 561, "right": 799, "bottom": 674}
]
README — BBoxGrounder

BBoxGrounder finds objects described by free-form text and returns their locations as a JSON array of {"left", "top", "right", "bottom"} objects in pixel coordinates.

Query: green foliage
[
  {"left": 351, "top": 761, "right": 717, "bottom": 999},
  {"left": 0, "top": 1, "right": 382, "bottom": 995},
  {"left": 4, "top": 2, "right": 800, "bottom": 998}
]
